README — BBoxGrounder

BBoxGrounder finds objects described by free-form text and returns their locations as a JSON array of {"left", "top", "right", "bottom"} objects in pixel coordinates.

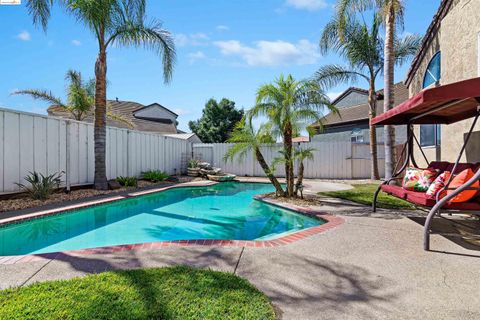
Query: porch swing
[{"left": 371, "top": 77, "right": 480, "bottom": 251}]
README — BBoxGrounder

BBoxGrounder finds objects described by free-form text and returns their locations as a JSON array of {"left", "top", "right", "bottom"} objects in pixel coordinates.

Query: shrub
[
  {"left": 142, "top": 170, "right": 169, "bottom": 182},
  {"left": 16, "top": 171, "right": 63, "bottom": 200},
  {"left": 116, "top": 176, "right": 138, "bottom": 187},
  {"left": 188, "top": 159, "right": 199, "bottom": 168}
]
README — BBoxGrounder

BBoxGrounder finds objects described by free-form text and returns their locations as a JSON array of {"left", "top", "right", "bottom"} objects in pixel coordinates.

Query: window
[
  {"left": 420, "top": 124, "right": 441, "bottom": 147},
  {"left": 351, "top": 128, "right": 364, "bottom": 143},
  {"left": 422, "top": 52, "right": 441, "bottom": 88},
  {"left": 420, "top": 52, "right": 442, "bottom": 147}
]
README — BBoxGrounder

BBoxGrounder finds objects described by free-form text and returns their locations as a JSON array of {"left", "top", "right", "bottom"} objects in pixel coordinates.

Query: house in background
[
  {"left": 404, "top": 0, "right": 480, "bottom": 166},
  {"left": 311, "top": 83, "right": 409, "bottom": 144},
  {"left": 48, "top": 99, "right": 180, "bottom": 134}
]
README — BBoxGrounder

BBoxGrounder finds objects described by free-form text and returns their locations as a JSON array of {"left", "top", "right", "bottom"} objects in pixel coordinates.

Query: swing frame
[{"left": 370, "top": 77, "right": 480, "bottom": 251}]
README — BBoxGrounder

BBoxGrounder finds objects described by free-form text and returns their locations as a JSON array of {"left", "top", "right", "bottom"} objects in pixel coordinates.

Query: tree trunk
[
  {"left": 94, "top": 40, "right": 108, "bottom": 190},
  {"left": 284, "top": 122, "right": 294, "bottom": 197},
  {"left": 368, "top": 78, "right": 380, "bottom": 180},
  {"left": 383, "top": 3, "right": 396, "bottom": 180},
  {"left": 255, "top": 147, "right": 284, "bottom": 196},
  {"left": 294, "top": 161, "right": 304, "bottom": 197}
]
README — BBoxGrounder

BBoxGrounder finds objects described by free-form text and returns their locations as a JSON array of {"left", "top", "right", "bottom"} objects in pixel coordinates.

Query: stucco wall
[{"left": 409, "top": 0, "right": 480, "bottom": 164}]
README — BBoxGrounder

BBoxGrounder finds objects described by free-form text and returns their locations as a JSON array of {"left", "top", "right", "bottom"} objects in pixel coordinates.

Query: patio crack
[
  {"left": 233, "top": 247, "right": 245, "bottom": 275},
  {"left": 19, "top": 256, "right": 56, "bottom": 287}
]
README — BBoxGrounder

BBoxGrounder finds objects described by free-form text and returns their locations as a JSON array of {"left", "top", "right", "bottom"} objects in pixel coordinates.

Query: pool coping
[{"left": 0, "top": 182, "right": 344, "bottom": 264}]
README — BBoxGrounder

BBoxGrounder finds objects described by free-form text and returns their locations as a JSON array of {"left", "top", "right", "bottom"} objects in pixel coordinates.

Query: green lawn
[
  {"left": 0, "top": 266, "right": 275, "bottom": 320},
  {"left": 321, "top": 183, "right": 415, "bottom": 210}
]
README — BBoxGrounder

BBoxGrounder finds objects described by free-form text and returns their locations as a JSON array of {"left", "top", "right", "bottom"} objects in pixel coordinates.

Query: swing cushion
[
  {"left": 447, "top": 168, "right": 480, "bottom": 203},
  {"left": 426, "top": 172, "right": 450, "bottom": 198},
  {"left": 402, "top": 167, "right": 438, "bottom": 192}
]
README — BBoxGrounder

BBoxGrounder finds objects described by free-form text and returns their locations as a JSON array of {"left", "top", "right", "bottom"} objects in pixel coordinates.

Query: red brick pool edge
[{"left": 0, "top": 195, "right": 344, "bottom": 265}]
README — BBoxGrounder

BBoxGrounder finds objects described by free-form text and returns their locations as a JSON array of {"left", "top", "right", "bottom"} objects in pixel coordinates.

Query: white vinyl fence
[
  {"left": 0, "top": 108, "right": 189, "bottom": 194},
  {"left": 193, "top": 141, "right": 385, "bottom": 179}
]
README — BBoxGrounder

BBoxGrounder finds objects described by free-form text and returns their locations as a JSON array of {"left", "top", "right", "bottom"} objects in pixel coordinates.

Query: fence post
[
  {"left": 126, "top": 130, "right": 130, "bottom": 176},
  {"left": 65, "top": 120, "right": 71, "bottom": 192}
]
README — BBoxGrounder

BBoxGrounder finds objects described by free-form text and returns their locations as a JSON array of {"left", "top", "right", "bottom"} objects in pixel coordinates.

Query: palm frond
[
  {"left": 394, "top": 33, "right": 422, "bottom": 66},
  {"left": 314, "top": 64, "right": 367, "bottom": 89},
  {"left": 12, "top": 89, "right": 65, "bottom": 107},
  {"left": 26, "top": 0, "right": 53, "bottom": 31},
  {"left": 106, "top": 18, "right": 176, "bottom": 83}
]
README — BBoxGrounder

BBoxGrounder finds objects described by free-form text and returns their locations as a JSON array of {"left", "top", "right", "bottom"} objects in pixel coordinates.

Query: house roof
[
  {"left": 133, "top": 102, "right": 178, "bottom": 118},
  {"left": 331, "top": 87, "right": 368, "bottom": 105},
  {"left": 312, "top": 82, "right": 409, "bottom": 128},
  {"left": 404, "top": 0, "right": 453, "bottom": 86},
  {"left": 47, "top": 100, "right": 177, "bottom": 134}
]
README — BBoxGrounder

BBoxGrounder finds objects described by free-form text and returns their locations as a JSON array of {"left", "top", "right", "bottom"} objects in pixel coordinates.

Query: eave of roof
[
  {"left": 404, "top": 0, "right": 453, "bottom": 87},
  {"left": 133, "top": 102, "right": 178, "bottom": 118},
  {"left": 331, "top": 87, "right": 369, "bottom": 105}
]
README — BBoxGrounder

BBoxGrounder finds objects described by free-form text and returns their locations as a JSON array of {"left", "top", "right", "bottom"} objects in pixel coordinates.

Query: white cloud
[
  {"left": 71, "top": 39, "right": 82, "bottom": 46},
  {"left": 17, "top": 31, "right": 31, "bottom": 41},
  {"left": 173, "top": 108, "right": 191, "bottom": 116},
  {"left": 187, "top": 51, "right": 206, "bottom": 64},
  {"left": 216, "top": 25, "right": 229, "bottom": 31},
  {"left": 175, "top": 33, "right": 209, "bottom": 47},
  {"left": 327, "top": 91, "right": 342, "bottom": 101},
  {"left": 214, "top": 39, "right": 320, "bottom": 66},
  {"left": 285, "top": 0, "right": 328, "bottom": 11}
]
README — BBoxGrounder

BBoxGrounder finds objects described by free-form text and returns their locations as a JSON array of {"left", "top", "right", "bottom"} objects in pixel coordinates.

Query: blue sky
[{"left": 0, "top": 0, "right": 439, "bottom": 132}]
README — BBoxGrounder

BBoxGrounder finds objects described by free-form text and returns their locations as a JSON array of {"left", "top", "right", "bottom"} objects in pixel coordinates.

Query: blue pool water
[{"left": 0, "top": 182, "right": 323, "bottom": 256}]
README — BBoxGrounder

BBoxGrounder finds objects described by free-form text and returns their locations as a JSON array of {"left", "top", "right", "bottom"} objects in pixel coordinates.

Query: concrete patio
[{"left": 1, "top": 179, "right": 479, "bottom": 319}]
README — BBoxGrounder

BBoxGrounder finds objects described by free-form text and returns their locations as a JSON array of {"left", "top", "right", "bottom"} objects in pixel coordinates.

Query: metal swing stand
[{"left": 370, "top": 85, "right": 480, "bottom": 251}]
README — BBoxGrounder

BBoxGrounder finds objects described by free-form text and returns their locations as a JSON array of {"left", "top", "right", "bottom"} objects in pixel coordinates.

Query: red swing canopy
[{"left": 372, "top": 77, "right": 480, "bottom": 125}]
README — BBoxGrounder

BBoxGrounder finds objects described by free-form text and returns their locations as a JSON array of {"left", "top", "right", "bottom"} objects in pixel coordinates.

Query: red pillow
[{"left": 447, "top": 168, "right": 480, "bottom": 203}]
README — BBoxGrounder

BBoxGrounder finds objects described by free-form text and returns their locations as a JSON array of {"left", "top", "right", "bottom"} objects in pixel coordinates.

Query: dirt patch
[
  {"left": 0, "top": 177, "right": 203, "bottom": 213},
  {"left": 257, "top": 192, "right": 326, "bottom": 207}
]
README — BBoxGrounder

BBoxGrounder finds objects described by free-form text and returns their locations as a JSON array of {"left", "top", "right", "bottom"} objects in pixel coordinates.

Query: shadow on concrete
[
  {"left": 409, "top": 216, "right": 480, "bottom": 253},
  {"left": 237, "top": 252, "right": 403, "bottom": 319}
]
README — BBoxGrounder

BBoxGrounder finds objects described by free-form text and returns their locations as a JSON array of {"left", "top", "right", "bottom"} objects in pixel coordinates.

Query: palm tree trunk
[
  {"left": 383, "top": 3, "right": 396, "bottom": 180},
  {"left": 94, "top": 40, "right": 108, "bottom": 190},
  {"left": 284, "top": 122, "right": 294, "bottom": 197},
  {"left": 255, "top": 147, "right": 284, "bottom": 196},
  {"left": 368, "top": 78, "right": 380, "bottom": 180},
  {"left": 294, "top": 161, "right": 304, "bottom": 197}
]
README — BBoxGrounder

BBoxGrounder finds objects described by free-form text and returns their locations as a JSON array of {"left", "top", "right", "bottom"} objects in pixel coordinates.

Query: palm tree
[
  {"left": 294, "top": 148, "right": 315, "bottom": 197},
  {"left": 224, "top": 117, "right": 284, "bottom": 196},
  {"left": 27, "top": 0, "right": 176, "bottom": 189},
  {"left": 250, "top": 74, "right": 335, "bottom": 197},
  {"left": 335, "top": 0, "right": 405, "bottom": 179},
  {"left": 315, "top": 14, "right": 420, "bottom": 180},
  {"left": 13, "top": 70, "right": 132, "bottom": 126}
]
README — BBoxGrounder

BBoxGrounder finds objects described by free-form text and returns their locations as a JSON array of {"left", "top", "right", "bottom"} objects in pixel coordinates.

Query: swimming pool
[{"left": 0, "top": 182, "right": 324, "bottom": 256}]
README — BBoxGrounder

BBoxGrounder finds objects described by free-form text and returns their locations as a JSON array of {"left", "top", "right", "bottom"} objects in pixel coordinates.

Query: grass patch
[
  {"left": 0, "top": 266, "right": 275, "bottom": 320},
  {"left": 321, "top": 183, "right": 415, "bottom": 210}
]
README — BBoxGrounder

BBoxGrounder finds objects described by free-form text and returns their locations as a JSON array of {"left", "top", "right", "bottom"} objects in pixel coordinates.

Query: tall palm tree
[
  {"left": 27, "top": 0, "right": 176, "bottom": 189},
  {"left": 13, "top": 70, "right": 132, "bottom": 126},
  {"left": 224, "top": 117, "right": 284, "bottom": 196},
  {"left": 315, "top": 14, "right": 419, "bottom": 180},
  {"left": 335, "top": 0, "right": 405, "bottom": 179},
  {"left": 250, "top": 74, "right": 335, "bottom": 197}
]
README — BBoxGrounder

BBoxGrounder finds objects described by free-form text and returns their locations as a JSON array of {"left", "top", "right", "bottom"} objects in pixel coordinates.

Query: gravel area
[{"left": 0, "top": 177, "right": 201, "bottom": 213}]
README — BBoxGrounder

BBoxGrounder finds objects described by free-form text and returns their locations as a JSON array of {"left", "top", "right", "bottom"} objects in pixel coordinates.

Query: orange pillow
[{"left": 447, "top": 168, "right": 480, "bottom": 203}]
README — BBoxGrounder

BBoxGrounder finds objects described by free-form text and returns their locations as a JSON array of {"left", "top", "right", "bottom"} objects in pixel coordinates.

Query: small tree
[
  {"left": 294, "top": 148, "right": 315, "bottom": 197},
  {"left": 189, "top": 98, "right": 244, "bottom": 143},
  {"left": 250, "top": 74, "right": 336, "bottom": 197},
  {"left": 13, "top": 70, "right": 132, "bottom": 126},
  {"left": 224, "top": 118, "right": 284, "bottom": 196}
]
